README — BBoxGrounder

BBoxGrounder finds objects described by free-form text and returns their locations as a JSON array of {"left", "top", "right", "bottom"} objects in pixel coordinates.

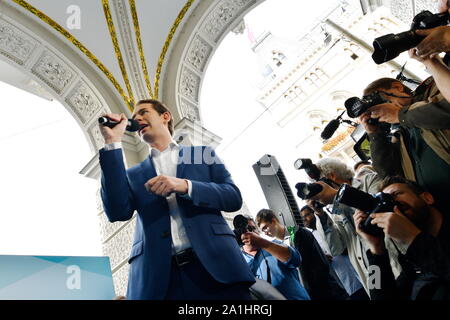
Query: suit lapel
[{"left": 140, "top": 154, "right": 157, "bottom": 182}]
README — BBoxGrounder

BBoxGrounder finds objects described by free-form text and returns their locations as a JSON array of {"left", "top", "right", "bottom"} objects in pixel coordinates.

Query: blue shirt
[{"left": 242, "top": 240, "right": 310, "bottom": 300}]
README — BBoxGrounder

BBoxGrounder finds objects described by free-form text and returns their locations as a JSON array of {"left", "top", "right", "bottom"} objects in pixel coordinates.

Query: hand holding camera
[
  {"left": 296, "top": 180, "right": 338, "bottom": 206},
  {"left": 335, "top": 184, "right": 397, "bottom": 236},
  {"left": 370, "top": 207, "right": 422, "bottom": 246},
  {"left": 366, "top": 102, "right": 403, "bottom": 124},
  {"left": 414, "top": 26, "right": 450, "bottom": 58},
  {"left": 353, "top": 210, "right": 385, "bottom": 255}
]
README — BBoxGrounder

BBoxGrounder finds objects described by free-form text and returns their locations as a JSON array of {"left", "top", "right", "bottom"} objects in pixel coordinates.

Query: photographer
[
  {"left": 354, "top": 176, "right": 450, "bottom": 300},
  {"left": 239, "top": 216, "right": 310, "bottom": 300},
  {"left": 256, "top": 209, "right": 349, "bottom": 300},
  {"left": 303, "top": 158, "right": 384, "bottom": 294},
  {"left": 359, "top": 76, "right": 450, "bottom": 211},
  {"left": 300, "top": 206, "right": 368, "bottom": 300}
]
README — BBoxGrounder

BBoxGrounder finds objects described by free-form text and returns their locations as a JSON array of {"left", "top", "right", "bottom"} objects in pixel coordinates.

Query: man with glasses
[{"left": 358, "top": 76, "right": 450, "bottom": 212}]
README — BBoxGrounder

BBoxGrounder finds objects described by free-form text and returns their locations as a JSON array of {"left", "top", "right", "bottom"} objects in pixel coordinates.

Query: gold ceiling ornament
[
  {"left": 128, "top": 0, "right": 153, "bottom": 99},
  {"left": 154, "top": 0, "right": 196, "bottom": 99},
  {"left": 321, "top": 126, "right": 355, "bottom": 152},
  {"left": 102, "top": 0, "right": 135, "bottom": 106},
  {"left": 11, "top": 0, "right": 134, "bottom": 111}
]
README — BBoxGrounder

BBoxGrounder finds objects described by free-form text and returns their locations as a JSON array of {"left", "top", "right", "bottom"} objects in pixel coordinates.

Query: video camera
[
  {"left": 372, "top": 10, "right": 450, "bottom": 64},
  {"left": 233, "top": 214, "right": 255, "bottom": 247},
  {"left": 335, "top": 184, "right": 397, "bottom": 236}
]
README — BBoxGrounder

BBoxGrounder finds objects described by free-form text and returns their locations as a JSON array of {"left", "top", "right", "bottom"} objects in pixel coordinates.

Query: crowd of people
[{"left": 98, "top": 2, "right": 450, "bottom": 300}]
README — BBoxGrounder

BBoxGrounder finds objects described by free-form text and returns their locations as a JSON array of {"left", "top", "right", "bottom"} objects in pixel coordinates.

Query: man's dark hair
[
  {"left": 256, "top": 209, "right": 279, "bottom": 226},
  {"left": 354, "top": 160, "right": 371, "bottom": 171},
  {"left": 363, "top": 77, "right": 413, "bottom": 96},
  {"left": 379, "top": 176, "right": 426, "bottom": 195},
  {"left": 300, "top": 205, "right": 313, "bottom": 213},
  {"left": 135, "top": 99, "right": 174, "bottom": 136}
]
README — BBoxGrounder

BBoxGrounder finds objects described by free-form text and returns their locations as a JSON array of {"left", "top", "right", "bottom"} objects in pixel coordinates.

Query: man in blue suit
[{"left": 99, "top": 99, "right": 255, "bottom": 300}]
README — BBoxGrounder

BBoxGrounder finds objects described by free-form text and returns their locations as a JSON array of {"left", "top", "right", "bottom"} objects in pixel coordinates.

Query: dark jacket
[
  {"left": 368, "top": 77, "right": 450, "bottom": 210},
  {"left": 368, "top": 215, "right": 450, "bottom": 300},
  {"left": 294, "top": 226, "right": 349, "bottom": 300}
]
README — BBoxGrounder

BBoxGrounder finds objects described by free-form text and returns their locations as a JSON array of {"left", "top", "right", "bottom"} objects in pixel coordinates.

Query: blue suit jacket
[{"left": 99, "top": 146, "right": 255, "bottom": 299}]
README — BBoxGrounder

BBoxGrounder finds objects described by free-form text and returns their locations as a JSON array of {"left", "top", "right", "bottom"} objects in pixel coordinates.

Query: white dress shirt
[{"left": 104, "top": 141, "right": 192, "bottom": 254}]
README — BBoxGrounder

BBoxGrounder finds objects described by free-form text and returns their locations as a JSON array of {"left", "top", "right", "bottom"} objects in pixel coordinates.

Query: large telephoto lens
[
  {"left": 295, "top": 182, "right": 323, "bottom": 200},
  {"left": 335, "top": 184, "right": 378, "bottom": 212},
  {"left": 372, "top": 30, "right": 422, "bottom": 64}
]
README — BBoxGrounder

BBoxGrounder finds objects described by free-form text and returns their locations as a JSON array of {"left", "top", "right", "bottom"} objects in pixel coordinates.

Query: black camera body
[
  {"left": 233, "top": 214, "right": 252, "bottom": 247},
  {"left": 294, "top": 158, "right": 335, "bottom": 209},
  {"left": 372, "top": 10, "right": 450, "bottom": 64},
  {"left": 344, "top": 91, "right": 389, "bottom": 120},
  {"left": 335, "top": 184, "right": 396, "bottom": 236},
  {"left": 295, "top": 177, "right": 337, "bottom": 209}
]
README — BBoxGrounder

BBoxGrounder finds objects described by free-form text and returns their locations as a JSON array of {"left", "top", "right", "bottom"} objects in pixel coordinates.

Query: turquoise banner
[{"left": 0, "top": 255, "right": 115, "bottom": 300}]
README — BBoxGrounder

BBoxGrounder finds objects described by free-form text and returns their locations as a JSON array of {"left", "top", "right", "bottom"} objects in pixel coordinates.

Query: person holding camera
[
  {"left": 239, "top": 216, "right": 310, "bottom": 300},
  {"left": 256, "top": 208, "right": 349, "bottom": 300},
  {"left": 300, "top": 206, "right": 369, "bottom": 300},
  {"left": 353, "top": 176, "right": 450, "bottom": 300},
  {"left": 359, "top": 75, "right": 450, "bottom": 212},
  {"left": 302, "top": 157, "right": 385, "bottom": 294}
]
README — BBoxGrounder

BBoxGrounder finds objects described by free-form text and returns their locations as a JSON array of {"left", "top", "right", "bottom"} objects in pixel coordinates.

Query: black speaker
[{"left": 252, "top": 154, "right": 302, "bottom": 227}]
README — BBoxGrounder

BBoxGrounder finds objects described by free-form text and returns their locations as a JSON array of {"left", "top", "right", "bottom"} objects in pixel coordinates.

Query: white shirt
[{"left": 104, "top": 141, "right": 192, "bottom": 254}]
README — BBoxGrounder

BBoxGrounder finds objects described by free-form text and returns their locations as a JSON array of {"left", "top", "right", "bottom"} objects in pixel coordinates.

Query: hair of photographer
[
  {"left": 316, "top": 158, "right": 355, "bottom": 185},
  {"left": 379, "top": 175, "right": 426, "bottom": 195},
  {"left": 354, "top": 160, "right": 371, "bottom": 172},
  {"left": 363, "top": 78, "right": 413, "bottom": 97},
  {"left": 256, "top": 209, "right": 286, "bottom": 240}
]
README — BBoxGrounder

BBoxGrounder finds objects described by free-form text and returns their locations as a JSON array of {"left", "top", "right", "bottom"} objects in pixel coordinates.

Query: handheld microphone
[{"left": 98, "top": 117, "right": 140, "bottom": 132}]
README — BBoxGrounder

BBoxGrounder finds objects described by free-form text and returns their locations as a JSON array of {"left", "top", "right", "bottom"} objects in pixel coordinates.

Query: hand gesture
[
  {"left": 99, "top": 113, "right": 128, "bottom": 144},
  {"left": 144, "top": 175, "right": 188, "bottom": 197}
]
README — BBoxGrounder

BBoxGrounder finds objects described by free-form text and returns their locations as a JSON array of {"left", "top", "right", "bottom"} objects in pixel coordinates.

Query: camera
[
  {"left": 372, "top": 10, "right": 450, "bottom": 64},
  {"left": 294, "top": 158, "right": 321, "bottom": 181},
  {"left": 344, "top": 91, "right": 389, "bottom": 122},
  {"left": 233, "top": 214, "right": 255, "bottom": 246},
  {"left": 335, "top": 184, "right": 397, "bottom": 236}
]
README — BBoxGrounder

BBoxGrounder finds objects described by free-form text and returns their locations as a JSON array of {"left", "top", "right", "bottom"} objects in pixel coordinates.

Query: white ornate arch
[
  {"left": 0, "top": 2, "right": 135, "bottom": 154},
  {"left": 161, "top": 0, "right": 268, "bottom": 125}
]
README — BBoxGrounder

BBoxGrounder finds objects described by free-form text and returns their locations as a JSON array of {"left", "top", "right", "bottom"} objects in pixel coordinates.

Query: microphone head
[
  {"left": 98, "top": 117, "right": 108, "bottom": 125},
  {"left": 320, "top": 119, "right": 340, "bottom": 140},
  {"left": 126, "top": 119, "right": 140, "bottom": 132}
]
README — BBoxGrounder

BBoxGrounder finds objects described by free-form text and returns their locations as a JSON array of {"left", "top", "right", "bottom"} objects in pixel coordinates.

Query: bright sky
[
  {"left": 201, "top": 0, "right": 346, "bottom": 215},
  {"left": 0, "top": 81, "right": 102, "bottom": 256}
]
